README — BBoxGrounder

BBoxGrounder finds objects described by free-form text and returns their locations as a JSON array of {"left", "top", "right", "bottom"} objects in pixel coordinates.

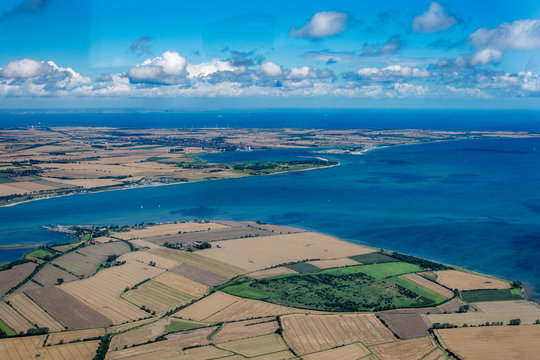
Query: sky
[{"left": 1, "top": 0, "right": 540, "bottom": 109}]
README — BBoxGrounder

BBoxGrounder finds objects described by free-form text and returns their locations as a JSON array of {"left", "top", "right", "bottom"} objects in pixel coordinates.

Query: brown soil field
[
  {"left": 153, "top": 272, "right": 208, "bottom": 297},
  {"left": 169, "top": 263, "right": 228, "bottom": 286},
  {"left": 151, "top": 248, "right": 245, "bottom": 278},
  {"left": 26, "top": 286, "right": 112, "bottom": 329},
  {"left": 433, "top": 270, "right": 510, "bottom": 290},
  {"left": 281, "top": 314, "right": 396, "bottom": 355},
  {"left": 424, "top": 300, "right": 540, "bottom": 327},
  {"left": 0, "top": 335, "right": 100, "bottom": 360},
  {"left": 46, "top": 328, "right": 105, "bottom": 345},
  {"left": 122, "top": 280, "right": 194, "bottom": 314},
  {"left": 438, "top": 297, "right": 467, "bottom": 313},
  {"left": 402, "top": 273, "right": 455, "bottom": 298},
  {"left": 6, "top": 293, "right": 65, "bottom": 332},
  {"left": 303, "top": 342, "right": 370, "bottom": 360},
  {"left": 0, "top": 262, "right": 37, "bottom": 296},
  {"left": 119, "top": 250, "right": 180, "bottom": 269},
  {"left": 369, "top": 336, "right": 438, "bottom": 360},
  {"left": 436, "top": 325, "right": 540, "bottom": 360},
  {"left": 197, "top": 232, "right": 374, "bottom": 271},
  {"left": 144, "top": 226, "right": 272, "bottom": 246},
  {"left": 109, "top": 318, "right": 168, "bottom": 351},
  {"left": 211, "top": 317, "right": 279, "bottom": 342},
  {"left": 0, "top": 301, "right": 33, "bottom": 333},
  {"left": 376, "top": 312, "right": 431, "bottom": 339},
  {"left": 249, "top": 266, "right": 298, "bottom": 279},
  {"left": 307, "top": 257, "right": 361, "bottom": 269},
  {"left": 12, "top": 280, "right": 41, "bottom": 294},
  {"left": 32, "top": 264, "right": 79, "bottom": 287},
  {"left": 113, "top": 222, "right": 229, "bottom": 240},
  {"left": 216, "top": 333, "right": 289, "bottom": 358}
]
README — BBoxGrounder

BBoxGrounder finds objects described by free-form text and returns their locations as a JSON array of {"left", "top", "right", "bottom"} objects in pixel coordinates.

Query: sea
[{"left": 0, "top": 110, "right": 539, "bottom": 297}]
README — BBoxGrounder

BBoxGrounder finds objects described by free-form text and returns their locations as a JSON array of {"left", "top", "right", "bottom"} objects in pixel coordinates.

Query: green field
[
  {"left": 229, "top": 160, "right": 336, "bottom": 175},
  {"left": 348, "top": 252, "right": 398, "bottom": 264},
  {"left": 320, "top": 262, "right": 423, "bottom": 280},
  {"left": 285, "top": 262, "right": 320, "bottom": 273},
  {"left": 24, "top": 248, "right": 56, "bottom": 260},
  {"left": 0, "top": 319, "right": 16, "bottom": 336},
  {"left": 388, "top": 276, "right": 447, "bottom": 305},
  {"left": 461, "top": 289, "right": 523, "bottom": 302},
  {"left": 164, "top": 320, "right": 208, "bottom": 334}
]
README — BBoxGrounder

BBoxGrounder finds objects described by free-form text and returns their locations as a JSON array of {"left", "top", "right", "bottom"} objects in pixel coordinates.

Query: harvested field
[
  {"left": 281, "top": 313, "right": 395, "bottom": 355},
  {"left": 307, "top": 257, "right": 360, "bottom": 269},
  {"left": 424, "top": 300, "right": 540, "bottom": 327},
  {"left": 377, "top": 312, "right": 432, "bottom": 339},
  {"left": 433, "top": 270, "right": 510, "bottom": 290},
  {"left": 369, "top": 336, "right": 437, "bottom": 360},
  {"left": 402, "top": 273, "right": 454, "bottom": 299},
  {"left": 0, "top": 335, "right": 100, "bottom": 360},
  {"left": 120, "top": 250, "right": 180, "bottom": 269},
  {"left": 46, "top": 327, "right": 105, "bottom": 345},
  {"left": 6, "top": 293, "right": 64, "bottom": 332},
  {"left": 107, "top": 317, "right": 156, "bottom": 334},
  {"left": 435, "top": 325, "right": 540, "bottom": 360},
  {"left": 153, "top": 272, "right": 208, "bottom": 297},
  {"left": 216, "top": 333, "right": 289, "bottom": 358},
  {"left": 113, "top": 222, "right": 229, "bottom": 240},
  {"left": 249, "top": 266, "right": 297, "bottom": 279},
  {"left": 32, "top": 264, "right": 79, "bottom": 287},
  {"left": 169, "top": 263, "right": 228, "bottom": 286},
  {"left": 173, "top": 291, "right": 238, "bottom": 321},
  {"left": 144, "top": 226, "right": 271, "bottom": 246},
  {"left": 129, "top": 239, "right": 162, "bottom": 249},
  {"left": 151, "top": 248, "right": 245, "bottom": 278},
  {"left": 211, "top": 317, "right": 278, "bottom": 342},
  {"left": 13, "top": 280, "right": 41, "bottom": 293},
  {"left": 438, "top": 298, "right": 466, "bottom": 313},
  {"left": 0, "top": 262, "right": 37, "bottom": 296},
  {"left": 122, "top": 280, "right": 194, "bottom": 314},
  {"left": 303, "top": 343, "right": 370, "bottom": 360},
  {"left": 26, "top": 286, "right": 112, "bottom": 329},
  {"left": 109, "top": 318, "right": 168, "bottom": 350},
  {"left": 197, "top": 232, "right": 374, "bottom": 271},
  {"left": 0, "top": 301, "right": 33, "bottom": 333}
]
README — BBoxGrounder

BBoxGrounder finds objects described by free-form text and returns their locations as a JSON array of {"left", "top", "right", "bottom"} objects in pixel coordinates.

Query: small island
[{"left": 0, "top": 220, "right": 538, "bottom": 359}]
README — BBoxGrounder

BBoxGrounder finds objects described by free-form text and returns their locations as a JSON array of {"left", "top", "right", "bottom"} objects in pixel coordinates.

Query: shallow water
[{"left": 1, "top": 138, "right": 539, "bottom": 296}]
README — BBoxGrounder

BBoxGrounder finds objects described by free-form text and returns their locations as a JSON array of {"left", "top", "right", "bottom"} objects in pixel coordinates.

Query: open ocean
[{"left": 0, "top": 111, "right": 539, "bottom": 297}]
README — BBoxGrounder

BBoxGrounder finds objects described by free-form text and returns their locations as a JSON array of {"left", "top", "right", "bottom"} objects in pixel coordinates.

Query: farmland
[
  {"left": 5, "top": 293, "right": 64, "bottom": 332},
  {"left": 216, "top": 333, "right": 290, "bottom": 358},
  {"left": 153, "top": 271, "right": 208, "bottom": 297},
  {"left": 433, "top": 270, "right": 511, "bottom": 290},
  {"left": 32, "top": 263, "right": 79, "bottom": 287},
  {"left": 0, "top": 262, "right": 37, "bottom": 296},
  {"left": 0, "top": 335, "right": 100, "bottom": 360},
  {"left": 46, "top": 327, "right": 105, "bottom": 345},
  {"left": 369, "top": 336, "right": 438, "bottom": 360},
  {"left": 122, "top": 279, "right": 194, "bottom": 314}
]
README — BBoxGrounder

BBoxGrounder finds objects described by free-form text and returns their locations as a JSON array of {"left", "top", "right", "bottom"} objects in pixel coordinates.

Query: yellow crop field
[
  {"left": 282, "top": 313, "right": 395, "bottom": 355},
  {"left": 113, "top": 222, "right": 229, "bottom": 240},
  {"left": 119, "top": 250, "right": 180, "bottom": 269},
  {"left": 109, "top": 318, "right": 167, "bottom": 351},
  {"left": 435, "top": 325, "right": 540, "bottom": 360},
  {"left": 307, "top": 257, "right": 360, "bottom": 269},
  {"left": 106, "top": 317, "right": 156, "bottom": 335},
  {"left": 153, "top": 272, "right": 208, "bottom": 297},
  {"left": 122, "top": 280, "right": 194, "bottom": 314},
  {"left": 369, "top": 336, "right": 437, "bottom": 360},
  {"left": 197, "top": 231, "right": 374, "bottom": 271},
  {"left": 173, "top": 291, "right": 238, "bottom": 321},
  {"left": 0, "top": 301, "right": 33, "bottom": 333},
  {"left": 0, "top": 335, "right": 99, "bottom": 360},
  {"left": 212, "top": 317, "right": 278, "bottom": 342},
  {"left": 46, "top": 328, "right": 105, "bottom": 345},
  {"left": 249, "top": 266, "right": 297, "bottom": 279},
  {"left": 402, "top": 273, "right": 455, "bottom": 298},
  {"left": 216, "top": 333, "right": 289, "bottom": 358},
  {"left": 6, "top": 293, "right": 65, "bottom": 332},
  {"left": 303, "top": 343, "right": 370, "bottom": 360},
  {"left": 433, "top": 270, "right": 510, "bottom": 290},
  {"left": 150, "top": 248, "right": 245, "bottom": 278}
]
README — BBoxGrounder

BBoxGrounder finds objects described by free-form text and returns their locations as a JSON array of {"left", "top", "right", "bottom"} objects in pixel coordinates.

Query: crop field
[
  {"left": 0, "top": 335, "right": 100, "bottom": 360},
  {"left": 46, "top": 327, "right": 105, "bottom": 345},
  {"left": 0, "top": 262, "right": 37, "bottom": 296},
  {"left": 13, "top": 280, "right": 41, "bottom": 294},
  {"left": 153, "top": 272, "right": 208, "bottom": 297},
  {"left": 348, "top": 252, "right": 398, "bottom": 264},
  {"left": 387, "top": 276, "right": 447, "bottom": 305},
  {"left": 6, "top": 293, "right": 64, "bottom": 332},
  {"left": 106, "top": 317, "right": 156, "bottom": 335},
  {"left": 120, "top": 250, "right": 180, "bottom": 269},
  {"left": 285, "top": 262, "right": 321, "bottom": 273},
  {"left": 196, "top": 231, "right": 375, "bottom": 271},
  {"left": 109, "top": 318, "right": 168, "bottom": 351},
  {"left": 461, "top": 288, "right": 522, "bottom": 302},
  {"left": 32, "top": 264, "right": 79, "bottom": 287},
  {"left": 164, "top": 319, "right": 209, "bottom": 334},
  {"left": 169, "top": 263, "right": 228, "bottom": 286},
  {"left": 249, "top": 266, "right": 298, "bottom": 279},
  {"left": 129, "top": 239, "right": 162, "bottom": 249},
  {"left": 369, "top": 336, "right": 438, "bottom": 360},
  {"left": 173, "top": 291, "right": 238, "bottom": 321},
  {"left": 433, "top": 270, "right": 510, "bottom": 290},
  {"left": 377, "top": 309, "right": 437, "bottom": 339},
  {"left": 122, "top": 280, "right": 194, "bottom": 314},
  {"left": 438, "top": 298, "right": 466, "bottom": 313},
  {"left": 303, "top": 343, "right": 370, "bottom": 360},
  {"left": 402, "top": 273, "right": 455, "bottom": 299},
  {"left": 211, "top": 317, "right": 278, "bottom": 342},
  {"left": 24, "top": 248, "right": 56, "bottom": 260},
  {"left": 145, "top": 226, "right": 271, "bottom": 246},
  {"left": 0, "top": 319, "right": 16, "bottom": 336},
  {"left": 0, "top": 301, "right": 32, "bottom": 333},
  {"left": 26, "top": 286, "right": 112, "bottom": 329},
  {"left": 216, "top": 333, "right": 289, "bottom": 358},
  {"left": 282, "top": 314, "right": 395, "bottom": 355},
  {"left": 151, "top": 248, "right": 245, "bottom": 278},
  {"left": 307, "top": 257, "right": 360, "bottom": 269},
  {"left": 342, "top": 262, "right": 422, "bottom": 280},
  {"left": 435, "top": 325, "right": 540, "bottom": 360},
  {"left": 424, "top": 300, "right": 540, "bottom": 327},
  {"left": 113, "top": 222, "right": 229, "bottom": 240}
]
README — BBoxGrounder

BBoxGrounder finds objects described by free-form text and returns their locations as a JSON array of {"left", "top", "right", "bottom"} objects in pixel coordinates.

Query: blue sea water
[{"left": 0, "top": 136, "right": 538, "bottom": 297}]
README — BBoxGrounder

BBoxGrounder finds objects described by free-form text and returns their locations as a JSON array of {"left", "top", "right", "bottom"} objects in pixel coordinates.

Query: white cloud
[
  {"left": 391, "top": 83, "right": 428, "bottom": 98},
  {"left": 127, "top": 51, "right": 187, "bottom": 84},
  {"left": 260, "top": 61, "right": 282, "bottom": 77},
  {"left": 356, "top": 65, "right": 430, "bottom": 81},
  {"left": 2, "top": 58, "right": 51, "bottom": 78},
  {"left": 471, "top": 49, "right": 503, "bottom": 66},
  {"left": 412, "top": 2, "right": 457, "bottom": 33},
  {"left": 187, "top": 59, "right": 238, "bottom": 78},
  {"left": 290, "top": 11, "right": 348, "bottom": 39}
]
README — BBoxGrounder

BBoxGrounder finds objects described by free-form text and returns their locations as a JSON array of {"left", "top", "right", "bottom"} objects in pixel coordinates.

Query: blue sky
[{"left": 1, "top": 0, "right": 540, "bottom": 109}]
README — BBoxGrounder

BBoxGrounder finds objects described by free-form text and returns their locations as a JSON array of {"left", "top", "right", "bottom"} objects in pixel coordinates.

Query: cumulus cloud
[
  {"left": 290, "top": 11, "right": 348, "bottom": 39},
  {"left": 354, "top": 65, "right": 430, "bottom": 82},
  {"left": 412, "top": 2, "right": 457, "bottom": 33},
  {"left": 129, "top": 37, "right": 152, "bottom": 56},
  {"left": 1, "top": 0, "right": 52, "bottom": 21},
  {"left": 360, "top": 35, "right": 402, "bottom": 56},
  {"left": 260, "top": 62, "right": 283, "bottom": 77},
  {"left": 127, "top": 51, "right": 187, "bottom": 84},
  {"left": 186, "top": 59, "right": 238, "bottom": 78}
]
